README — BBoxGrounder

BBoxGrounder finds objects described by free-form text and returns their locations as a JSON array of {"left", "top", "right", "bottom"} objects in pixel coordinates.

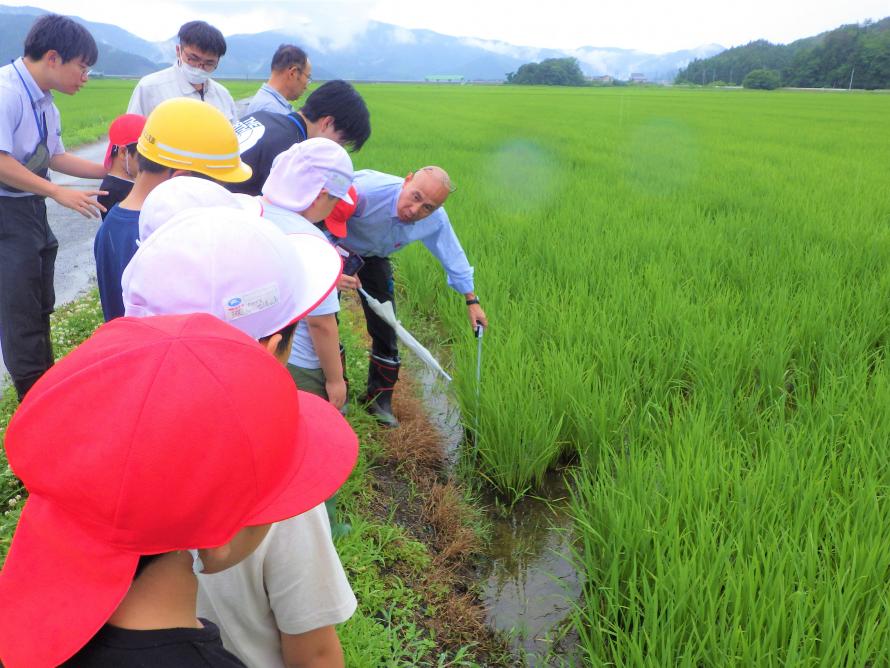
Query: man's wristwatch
[{"left": 466, "top": 297, "right": 480, "bottom": 306}]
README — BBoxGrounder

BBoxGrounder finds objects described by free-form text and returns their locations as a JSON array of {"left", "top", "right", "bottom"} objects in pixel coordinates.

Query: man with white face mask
[{"left": 127, "top": 21, "right": 238, "bottom": 123}]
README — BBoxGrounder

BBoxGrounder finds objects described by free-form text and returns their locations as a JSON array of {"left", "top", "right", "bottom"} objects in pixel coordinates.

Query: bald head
[{"left": 395, "top": 165, "right": 454, "bottom": 223}]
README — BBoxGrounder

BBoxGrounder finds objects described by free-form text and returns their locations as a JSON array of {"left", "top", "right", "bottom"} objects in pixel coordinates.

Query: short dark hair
[
  {"left": 134, "top": 554, "right": 162, "bottom": 579},
  {"left": 23, "top": 14, "right": 98, "bottom": 66},
  {"left": 271, "top": 44, "right": 307, "bottom": 72},
  {"left": 110, "top": 142, "right": 139, "bottom": 161},
  {"left": 300, "top": 80, "right": 371, "bottom": 152},
  {"left": 178, "top": 20, "right": 226, "bottom": 57},
  {"left": 136, "top": 153, "right": 174, "bottom": 175},
  {"left": 258, "top": 322, "right": 298, "bottom": 357}
]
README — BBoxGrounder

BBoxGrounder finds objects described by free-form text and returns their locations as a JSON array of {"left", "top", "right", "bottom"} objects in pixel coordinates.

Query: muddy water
[
  {"left": 415, "top": 364, "right": 582, "bottom": 664},
  {"left": 480, "top": 475, "right": 582, "bottom": 663}
]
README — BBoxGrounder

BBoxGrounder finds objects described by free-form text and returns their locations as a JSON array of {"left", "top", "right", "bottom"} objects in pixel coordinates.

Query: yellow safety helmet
[{"left": 137, "top": 98, "right": 251, "bottom": 184}]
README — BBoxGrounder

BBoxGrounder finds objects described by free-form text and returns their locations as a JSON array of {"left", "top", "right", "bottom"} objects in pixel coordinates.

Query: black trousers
[
  {"left": 356, "top": 256, "right": 399, "bottom": 361},
  {"left": 0, "top": 195, "right": 57, "bottom": 397}
]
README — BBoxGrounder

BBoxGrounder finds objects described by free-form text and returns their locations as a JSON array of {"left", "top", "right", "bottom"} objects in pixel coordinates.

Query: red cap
[
  {"left": 103, "top": 113, "right": 147, "bottom": 169},
  {"left": 324, "top": 185, "right": 358, "bottom": 237},
  {"left": 0, "top": 313, "right": 358, "bottom": 667}
]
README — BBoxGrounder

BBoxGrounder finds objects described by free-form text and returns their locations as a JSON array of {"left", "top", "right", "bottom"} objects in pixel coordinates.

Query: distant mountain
[
  {"left": 0, "top": 5, "right": 165, "bottom": 76},
  {"left": 676, "top": 17, "right": 890, "bottom": 89},
  {"left": 0, "top": 4, "right": 721, "bottom": 82}
]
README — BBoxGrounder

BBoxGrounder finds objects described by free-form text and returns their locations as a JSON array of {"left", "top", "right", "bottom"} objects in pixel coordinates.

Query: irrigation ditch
[{"left": 412, "top": 356, "right": 583, "bottom": 664}]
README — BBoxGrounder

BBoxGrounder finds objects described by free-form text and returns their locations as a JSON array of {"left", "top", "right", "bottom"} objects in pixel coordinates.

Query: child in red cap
[
  {"left": 121, "top": 206, "right": 358, "bottom": 667},
  {"left": 0, "top": 313, "right": 358, "bottom": 667},
  {"left": 96, "top": 113, "right": 145, "bottom": 218}
]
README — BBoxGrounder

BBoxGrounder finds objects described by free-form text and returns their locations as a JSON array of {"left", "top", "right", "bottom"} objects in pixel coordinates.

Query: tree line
[
  {"left": 676, "top": 17, "right": 890, "bottom": 89},
  {"left": 506, "top": 58, "right": 588, "bottom": 86}
]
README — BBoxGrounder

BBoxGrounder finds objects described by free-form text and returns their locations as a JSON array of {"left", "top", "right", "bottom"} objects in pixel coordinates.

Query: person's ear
[
  {"left": 404, "top": 172, "right": 414, "bottom": 184},
  {"left": 262, "top": 333, "right": 283, "bottom": 357}
]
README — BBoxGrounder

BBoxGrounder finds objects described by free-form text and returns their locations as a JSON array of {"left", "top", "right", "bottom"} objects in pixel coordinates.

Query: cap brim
[
  {"left": 207, "top": 162, "right": 253, "bottom": 184},
  {"left": 282, "top": 233, "right": 343, "bottom": 324},
  {"left": 0, "top": 496, "right": 138, "bottom": 667},
  {"left": 247, "top": 391, "right": 358, "bottom": 525},
  {"left": 103, "top": 143, "right": 114, "bottom": 170},
  {"left": 324, "top": 215, "right": 347, "bottom": 238}
]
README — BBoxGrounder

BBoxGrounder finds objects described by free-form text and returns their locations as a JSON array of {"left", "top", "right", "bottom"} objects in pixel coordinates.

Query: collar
[
  {"left": 388, "top": 186, "right": 402, "bottom": 222},
  {"left": 261, "top": 83, "right": 291, "bottom": 111},
  {"left": 13, "top": 57, "right": 53, "bottom": 106}
]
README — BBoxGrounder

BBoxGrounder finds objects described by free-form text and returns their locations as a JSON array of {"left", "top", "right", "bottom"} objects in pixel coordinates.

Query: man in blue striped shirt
[
  {"left": 247, "top": 45, "right": 311, "bottom": 116},
  {"left": 344, "top": 167, "right": 489, "bottom": 427}
]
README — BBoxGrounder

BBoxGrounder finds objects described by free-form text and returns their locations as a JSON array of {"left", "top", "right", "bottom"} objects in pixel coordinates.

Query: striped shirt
[{"left": 246, "top": 83, "right": 293, "bottom": 115}]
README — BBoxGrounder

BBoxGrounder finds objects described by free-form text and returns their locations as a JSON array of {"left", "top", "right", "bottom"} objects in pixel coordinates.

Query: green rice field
[
  {"left": 53, "top": 78, "right": 260, "bottom": 145},
  {"left": 33, "top": 80, "right": 890, "bottom": 663},
  {"left": 352, "top": 85, "right": 890, "bottom": 664}
]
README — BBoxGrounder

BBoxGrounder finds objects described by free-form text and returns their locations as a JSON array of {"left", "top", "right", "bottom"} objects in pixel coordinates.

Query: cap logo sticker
[{"left": 224, "top": 283, "right": 280, "bottom": 321}]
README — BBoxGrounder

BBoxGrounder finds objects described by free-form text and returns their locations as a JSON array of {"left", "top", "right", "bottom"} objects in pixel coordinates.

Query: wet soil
[{"left": 411, "top": 358, "right": 583, "bottom": 664}]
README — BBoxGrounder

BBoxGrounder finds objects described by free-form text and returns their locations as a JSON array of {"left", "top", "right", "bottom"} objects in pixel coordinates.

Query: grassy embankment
[
  {"left": 353, "top": 84, "right": 890, "bottom": 663},
  {"left": 0, "top": 79, "right": 510, "bottom": 667}
]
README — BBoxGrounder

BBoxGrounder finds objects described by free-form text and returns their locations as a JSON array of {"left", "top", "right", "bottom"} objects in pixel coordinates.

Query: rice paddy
[{"left": 351, "top": 84, "right": 890, "bottom": 663}]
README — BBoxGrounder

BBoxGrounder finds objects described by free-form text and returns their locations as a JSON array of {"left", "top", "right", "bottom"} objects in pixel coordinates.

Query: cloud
[
  {"left": 458, "top": 37, "right": 542, "bottom": 60},
  {"left": 178, "top": 1, "right": 375, "bottom": 51},
  {"left": 388, "top": 26, "right": 416, "bottom": 44}
]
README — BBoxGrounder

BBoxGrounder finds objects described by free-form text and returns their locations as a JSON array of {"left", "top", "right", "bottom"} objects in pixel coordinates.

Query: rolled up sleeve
[{"left": 421, "top": 210, "right": 475, "bottom": 294}]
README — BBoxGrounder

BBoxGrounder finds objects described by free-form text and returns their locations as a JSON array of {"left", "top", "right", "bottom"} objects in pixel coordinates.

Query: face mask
[{"left": 179, "top": 60, "right": 209, "bottom": 86}]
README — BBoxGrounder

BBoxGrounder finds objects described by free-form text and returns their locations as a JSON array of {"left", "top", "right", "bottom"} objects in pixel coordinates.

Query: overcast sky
[{"left": 15, "top": 0, "right": 890, "bottom": 54}]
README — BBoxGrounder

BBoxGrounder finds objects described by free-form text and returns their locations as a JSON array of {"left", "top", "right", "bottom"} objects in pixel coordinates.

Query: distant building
[
  {"left": 425, "top": 75, "right": 465, "bottom": 84},
  {"left": 587, "top": 75, "right": 613, "bottom": 84},
  {"left": 630, "top": 73, "right": 647, "bottom": 83}
]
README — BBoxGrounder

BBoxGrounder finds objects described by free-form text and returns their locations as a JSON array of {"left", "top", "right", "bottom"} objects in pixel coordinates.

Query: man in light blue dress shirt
[
  {"left": 247, "top": 45, "right": 311, "bottom": 115},
  {"left": 344, "top": 167, "right": 489, "bottom": 427}
]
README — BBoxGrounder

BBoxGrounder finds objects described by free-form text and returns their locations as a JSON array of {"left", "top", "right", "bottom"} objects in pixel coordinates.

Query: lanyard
[
  {"left": 10, "top": 60, "right": 47, "bottom": 142},
  {"left": 286, "top": 114, "right": 308, "bottom": 141},
  {"left": 265, "top": 85, "right": 291, "bottom": 112}
]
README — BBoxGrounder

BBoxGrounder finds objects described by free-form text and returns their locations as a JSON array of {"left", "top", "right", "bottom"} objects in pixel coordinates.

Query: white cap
[
  {"left": 262, "top": 137, "right": 354, "bottom": 213},
  {"left": 122, "top": 207, "right": 343, "bottom": 340},
  {"left": 138, "top": 176, "right": 259, "bottom": 241}
]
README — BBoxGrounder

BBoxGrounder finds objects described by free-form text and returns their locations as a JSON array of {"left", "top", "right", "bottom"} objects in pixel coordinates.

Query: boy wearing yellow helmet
[{"left": 94, "top": 98, "right": 251, "bottom": 321}]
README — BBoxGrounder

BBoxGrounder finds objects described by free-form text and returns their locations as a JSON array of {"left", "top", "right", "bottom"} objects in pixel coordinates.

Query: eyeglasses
[
  {"left": 180, "top": 47, "right": 219, "bottom": 72},
  {"left": 69, "top": 60, "right": 91, "bottom": 80},
  {"left": 297, "top": 67, "right": 312, "bottom": 84}
]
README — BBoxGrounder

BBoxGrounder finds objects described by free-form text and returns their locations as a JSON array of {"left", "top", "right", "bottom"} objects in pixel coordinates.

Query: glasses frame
[{"left": 180, "top": 46, "right": 219, "bottom": 73}]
